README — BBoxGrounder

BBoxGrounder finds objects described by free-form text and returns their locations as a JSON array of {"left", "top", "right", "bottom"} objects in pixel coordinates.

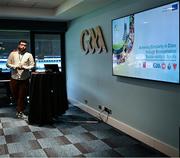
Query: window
[{"left": 35, "top": 34, "right": 61, "bottom": 72}]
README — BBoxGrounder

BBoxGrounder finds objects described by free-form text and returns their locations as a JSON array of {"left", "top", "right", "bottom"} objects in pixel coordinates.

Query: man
[{"left": 6, "top": 40, "right": 35, "bottom": 119}]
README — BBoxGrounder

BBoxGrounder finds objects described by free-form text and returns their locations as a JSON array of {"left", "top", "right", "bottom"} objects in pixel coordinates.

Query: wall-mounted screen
[{"left": 112, "top": 1, "right": 179, "bottom": 83}]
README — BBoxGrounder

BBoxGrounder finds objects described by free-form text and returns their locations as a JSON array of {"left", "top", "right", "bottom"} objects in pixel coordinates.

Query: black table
[
  {"left": 28, "top": 72, "right": 68, "bottom": 125},
  {"left": 0, "top": 72, "right": 12, "bottom": 105}
]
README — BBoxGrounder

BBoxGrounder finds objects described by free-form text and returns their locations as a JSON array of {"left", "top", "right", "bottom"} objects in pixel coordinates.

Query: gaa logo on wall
[{"left": 80, "top": 26, "right": 107, "bottom": 54}]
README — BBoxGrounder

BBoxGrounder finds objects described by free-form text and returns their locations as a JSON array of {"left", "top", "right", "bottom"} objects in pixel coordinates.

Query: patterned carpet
[{"left": 0, "top": 104, "right": 167, "bottom": 157}]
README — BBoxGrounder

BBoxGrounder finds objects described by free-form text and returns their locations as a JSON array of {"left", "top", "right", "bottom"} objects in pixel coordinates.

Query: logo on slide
[
  {"left": 143, "top": 62, "right": 146, "bottom": 68},
  {"left": 173, "top": 63, "right": 177, "bottom": 70},
  {"left": 161, "top": 63, "right": 166, "bottom": 69},
  {"left": 172, "top": 3, "right": 178, "bottom": 11},
  {"left": 167, "top": 63, "right": 171, "bottom": 70},
  {"left": 153, "top": 63, "right": 161, "bottom": 68}
]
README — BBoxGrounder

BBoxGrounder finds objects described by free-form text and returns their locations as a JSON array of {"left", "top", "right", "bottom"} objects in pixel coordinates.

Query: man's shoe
[
  {"left": 16, "top": 112, "right": 20, "bottom": 118},
  {"left": 16, "top": 112, "right": 28, "bottom": 120}
]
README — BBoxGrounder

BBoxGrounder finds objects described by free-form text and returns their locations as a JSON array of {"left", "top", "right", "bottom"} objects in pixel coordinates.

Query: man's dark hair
[{"left": 18, "top": 40, "right": 28, "bottom": 45}]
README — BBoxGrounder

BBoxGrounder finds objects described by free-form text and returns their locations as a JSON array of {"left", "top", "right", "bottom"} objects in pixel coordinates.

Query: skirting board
[{"left": 69, "top": 98, "right": 179, "bottom": 157}]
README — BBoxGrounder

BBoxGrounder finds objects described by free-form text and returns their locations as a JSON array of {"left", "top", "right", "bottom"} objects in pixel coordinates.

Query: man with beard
[{"left": 6, "top": 40, "right": 35, "bottom": 120}]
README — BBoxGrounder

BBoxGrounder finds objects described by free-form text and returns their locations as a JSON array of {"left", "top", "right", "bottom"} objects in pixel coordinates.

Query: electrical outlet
[
  {"left": 98, "top": 105, "right": 102, "bottom": 109},
  {"left": 98, "top": 105, "right": 105, "bottom": 110},
  {"left": 104, "top": 107, "right": 112, "bottom": 114},
  {"left": 84, "top": 100, "right": 88, "bottom": 104}
]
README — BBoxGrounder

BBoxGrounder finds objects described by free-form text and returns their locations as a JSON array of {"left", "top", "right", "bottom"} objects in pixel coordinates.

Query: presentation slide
[{"left": 112, "top": 2, "right": 179, "bottom": 83}]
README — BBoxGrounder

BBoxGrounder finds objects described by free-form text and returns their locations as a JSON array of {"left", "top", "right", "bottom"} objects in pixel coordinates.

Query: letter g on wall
[{"left": 80, "top": 26, "right": 107, "bottom": 54}]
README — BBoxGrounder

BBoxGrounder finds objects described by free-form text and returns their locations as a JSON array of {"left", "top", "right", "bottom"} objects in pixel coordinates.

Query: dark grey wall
[{"left": 66, "top": 0, "right": 180, "bottom": 149}]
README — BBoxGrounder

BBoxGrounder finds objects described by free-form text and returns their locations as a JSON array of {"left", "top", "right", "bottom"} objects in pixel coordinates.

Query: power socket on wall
[
  {"left": 104, "top": 107, "right": 112, "bottom": 114},
  {"left": 98, "top": 105, "right": 105, "bottom": 110},
  {"left": 98, "top": 105, "right": 112, "bottom": 114},
  {"left": 84, "top": 100, "right": 88, "bottom": 104}
]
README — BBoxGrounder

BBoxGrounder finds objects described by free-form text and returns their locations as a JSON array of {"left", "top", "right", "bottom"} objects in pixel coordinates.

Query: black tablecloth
[
  {"left": 28, "top": 72, "right": 68, "bottom": 125},
  {"left": 0, "top": 72, "right": 12, "bottom": 104}
]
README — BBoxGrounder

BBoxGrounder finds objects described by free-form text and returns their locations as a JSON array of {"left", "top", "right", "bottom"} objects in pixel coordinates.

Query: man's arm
[
  {"left": 6, "top": 52, "right": 18, "bottom": 69},
  {"left": 22, "top": 54, "right": 35, "bottom": 70}
]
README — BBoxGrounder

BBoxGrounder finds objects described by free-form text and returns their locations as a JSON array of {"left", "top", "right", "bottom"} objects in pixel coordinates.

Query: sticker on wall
[{"left": 80, "top": 26, "right": 107, "bottom": 54}]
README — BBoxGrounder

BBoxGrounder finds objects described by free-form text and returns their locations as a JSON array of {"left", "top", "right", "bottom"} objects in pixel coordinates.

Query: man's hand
[{"left": 16, "top": 63, "right": 25, "bottom": 70}]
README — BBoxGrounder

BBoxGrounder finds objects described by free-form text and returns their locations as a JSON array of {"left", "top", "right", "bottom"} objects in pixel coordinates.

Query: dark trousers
[{"left": 10, "top": 78, "right": 29, "bottom": 112}]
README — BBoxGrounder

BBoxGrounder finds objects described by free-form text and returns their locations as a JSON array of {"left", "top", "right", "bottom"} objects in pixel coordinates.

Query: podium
[{"left": 28, "top": 72, "right": 68, "bottom": 125}]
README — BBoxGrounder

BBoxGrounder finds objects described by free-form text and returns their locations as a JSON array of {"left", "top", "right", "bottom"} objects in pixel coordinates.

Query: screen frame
[{"left": 111, "top": 1, "right": 180, "bottom": 84}]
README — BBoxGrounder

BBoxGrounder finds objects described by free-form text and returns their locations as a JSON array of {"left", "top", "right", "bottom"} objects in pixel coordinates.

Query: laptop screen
[{"left": 44, "top": 64, "right": 59, "bottom": 73}]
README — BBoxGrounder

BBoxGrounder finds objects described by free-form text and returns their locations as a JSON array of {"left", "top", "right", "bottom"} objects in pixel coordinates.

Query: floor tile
[
  {"left": 0, "top": 144, "right": 8, "bottom": 155},
  {"left": 115, "top": 143, "right": 166, "bottom": 157},
  {"left": 84, "top": 149, "right": 123, "bottom": 157},
  {"left": 44, "top": 144, "right": 82, "bottom": 157},
  {"left": 65, "top": 132, "right": 98, "bottom": 144},
  {"left": 37, "top": 137, "right": 61, "bottom": 148},
  {"left": 0, "top": 136, "right": 6, "bottom": 145},
  {"left": 102, "top": 135, "right": 139, "bottom": 148}
]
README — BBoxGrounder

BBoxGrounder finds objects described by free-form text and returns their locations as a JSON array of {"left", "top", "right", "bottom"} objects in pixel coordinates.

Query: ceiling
[{"left": 0, "top": 0, "right": 116, "bottom": 21}]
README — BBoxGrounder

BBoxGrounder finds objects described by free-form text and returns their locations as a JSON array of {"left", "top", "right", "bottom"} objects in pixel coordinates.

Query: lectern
[{"left": 28, "top": 72, "right": 68, "bottom": 125}]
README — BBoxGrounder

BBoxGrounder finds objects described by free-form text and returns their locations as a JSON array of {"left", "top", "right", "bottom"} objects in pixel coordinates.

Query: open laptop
[{"left": 44, "top": 64, "right": 59, "bottom": 73}]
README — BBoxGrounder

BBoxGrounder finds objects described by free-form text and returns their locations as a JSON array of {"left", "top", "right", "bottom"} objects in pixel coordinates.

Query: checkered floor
[{"left": 0, "top": 104, "right": 167, "bottom": 157}]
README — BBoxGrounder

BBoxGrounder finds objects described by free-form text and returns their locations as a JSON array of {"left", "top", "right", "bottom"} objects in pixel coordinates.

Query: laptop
[{"left": 44, "top": 64, "right": 59, "bottom": 73}]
